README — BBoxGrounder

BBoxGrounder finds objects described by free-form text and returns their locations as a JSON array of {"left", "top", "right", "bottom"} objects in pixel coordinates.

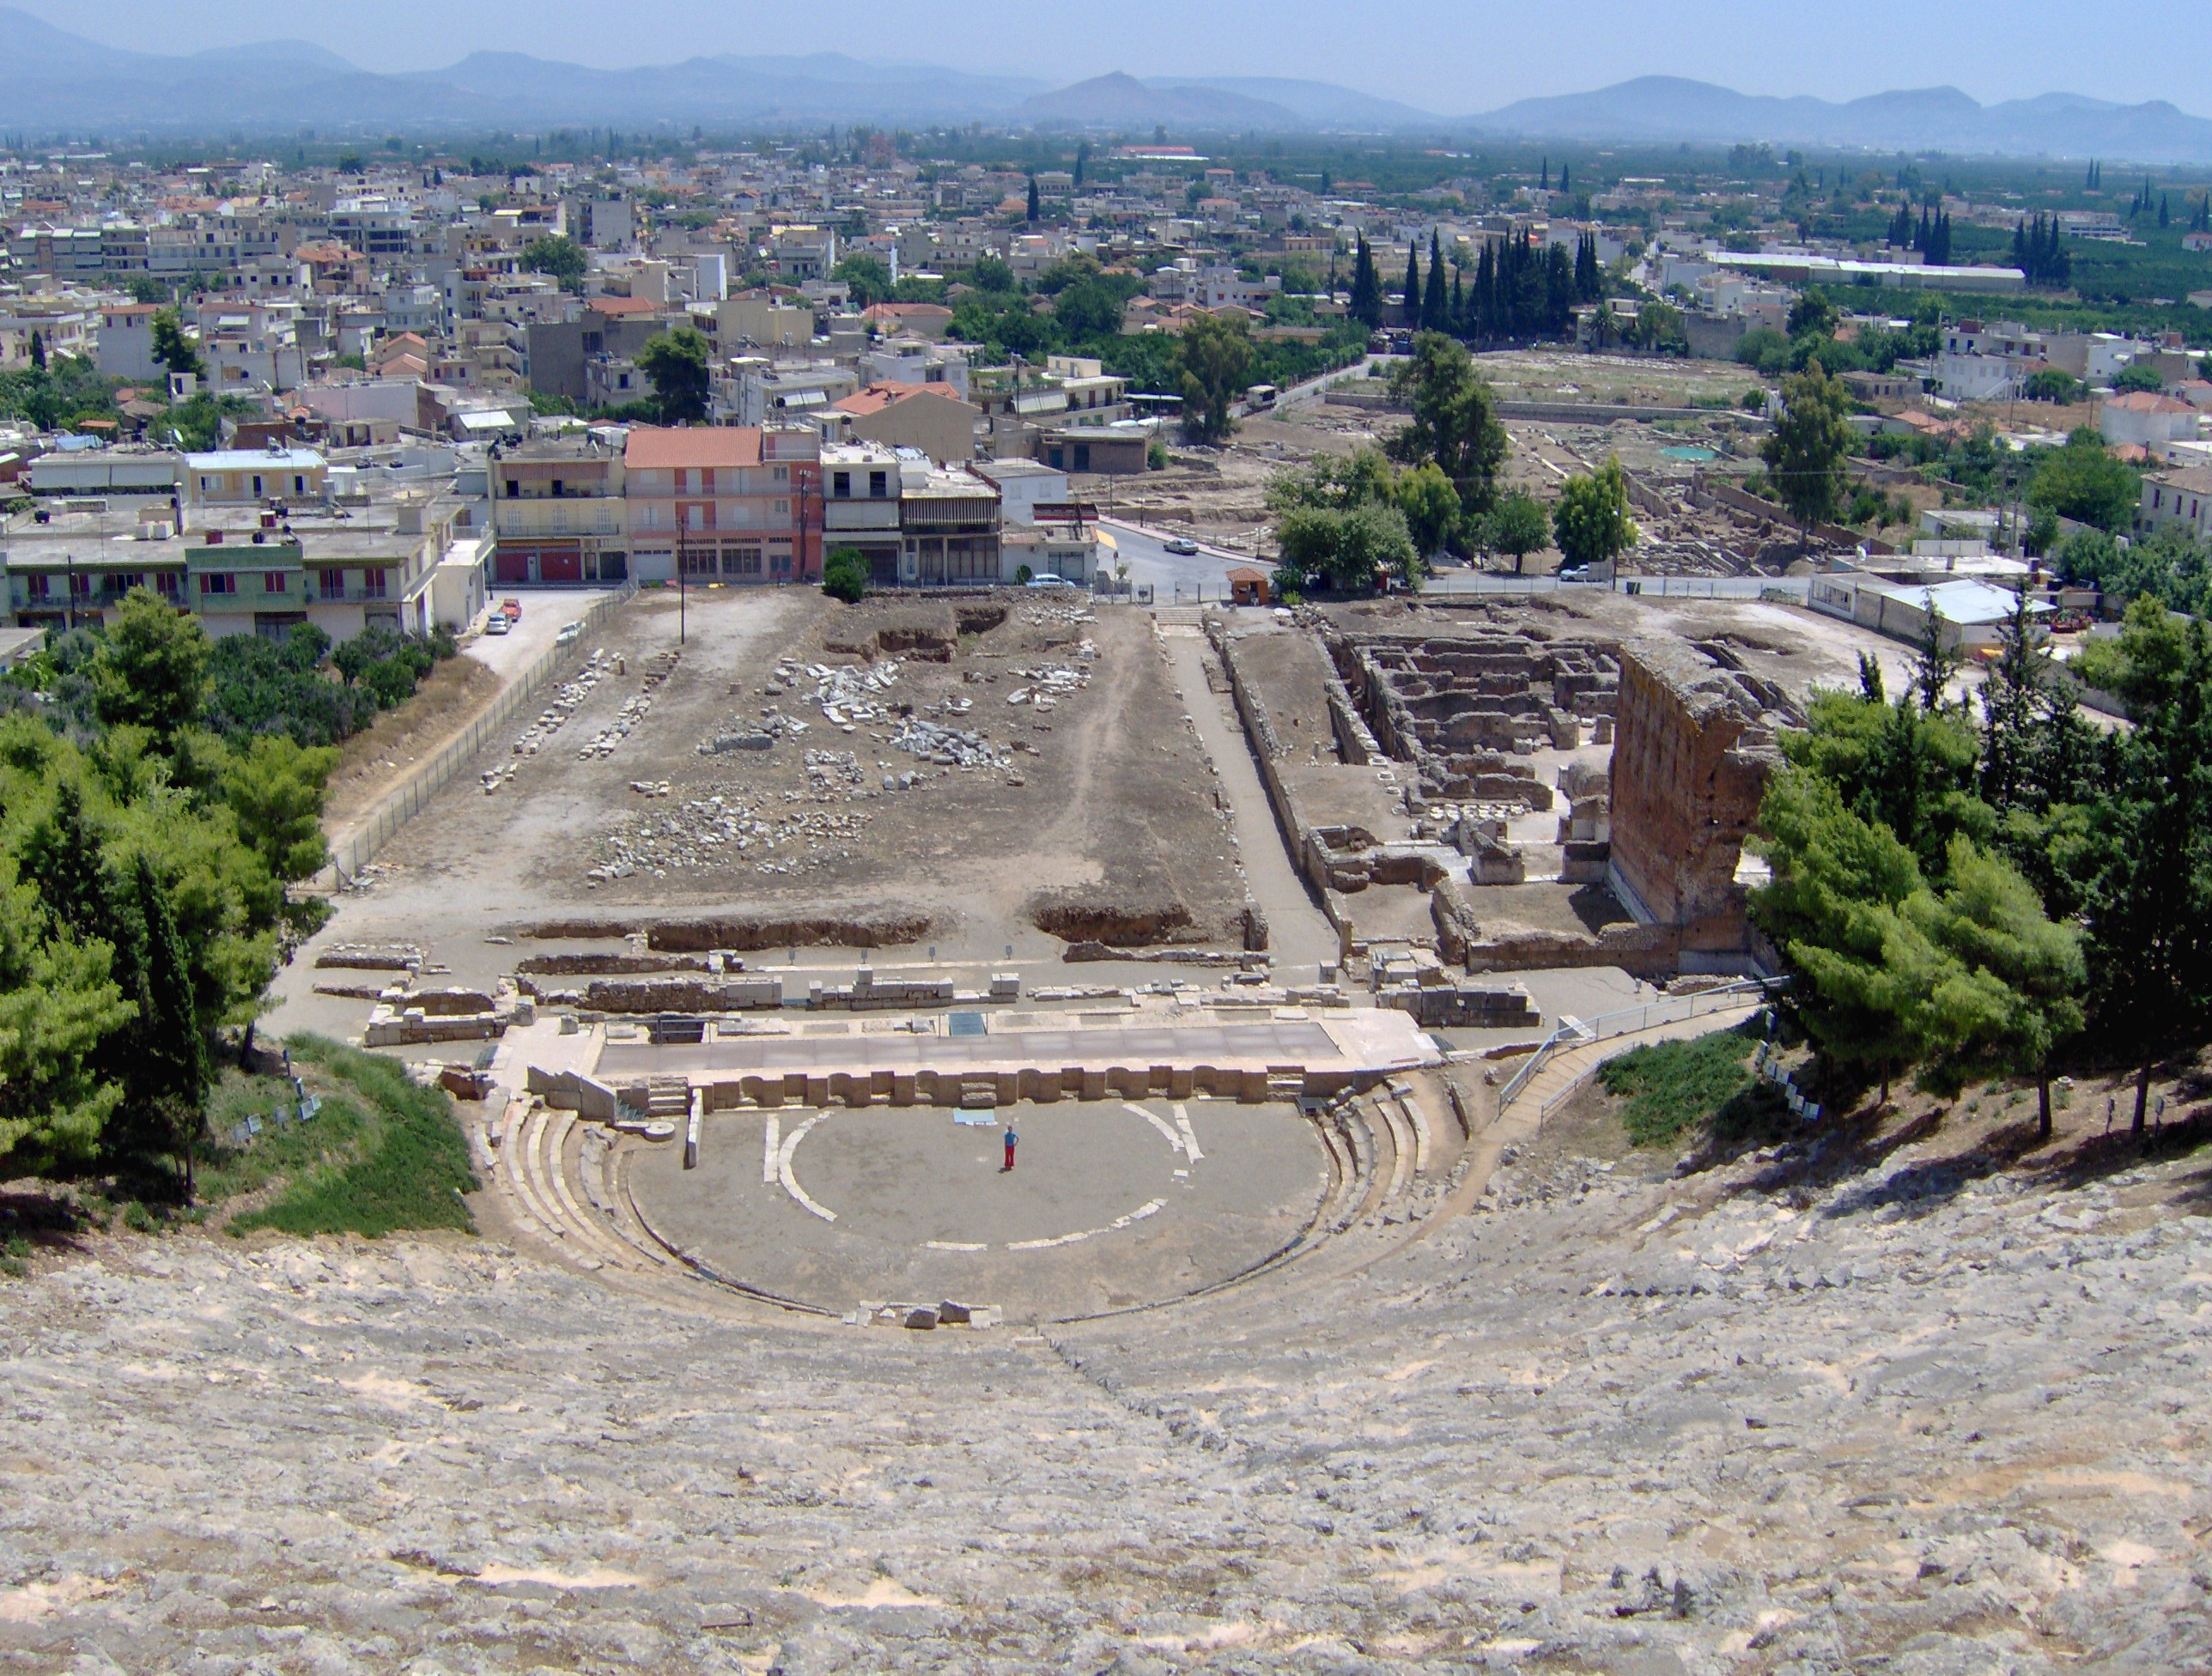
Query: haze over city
[{"left": 10, "top": 0, "right": 2212, "bottom": 110}]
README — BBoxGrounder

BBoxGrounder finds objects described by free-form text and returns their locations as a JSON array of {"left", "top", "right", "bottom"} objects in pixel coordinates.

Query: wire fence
[
  {"left": 326, "top": 583, "right": 637, "bottom": 882},
  {"left": 1486, "top": 976, "right": 1787, "bottom": 1125}
]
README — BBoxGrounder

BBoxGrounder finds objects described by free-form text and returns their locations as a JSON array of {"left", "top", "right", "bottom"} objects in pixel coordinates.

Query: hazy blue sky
[{"left": 18, "top": 0, "right": 2212, "bottom": 113}]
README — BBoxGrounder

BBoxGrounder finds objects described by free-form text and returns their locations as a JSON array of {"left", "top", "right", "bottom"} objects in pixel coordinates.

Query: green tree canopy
[
  {"left": 520, "top": 234, "right": 588, "bottom": 290},
  {"left": 1484, "top": 490, "right": 1552, "bottom": 574},
  {"left": 1384, "top": 331, "right": 1508, "bottom": 513},
  {"left": 635, "top": 327, "right": 711, "bottom": 426},
  {"left": 832, "top": 253, "right": 891, "bottom": 307},
  {"left": 1551, "top": 458, "right": 1638, "bottom": 572},
  {"left": 1178, "top": 312, "right": 1255, "bottom": 445},
  {"left": 2026, "top": 429, "right": 2140, "bottom": 533},
  {"left": 149, "top": 308, "right": 203, "bottom": 378},
  {"left": 1759, "top": 361, "right": 1855, "bottom": 539},
  {"left": 90, "top": 589, "right": 209, "bottom": 738}
]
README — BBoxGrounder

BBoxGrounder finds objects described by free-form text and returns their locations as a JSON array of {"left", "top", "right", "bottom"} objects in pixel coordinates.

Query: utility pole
[{"left": 676, "top": 516, "right": 688, "bottom": 645}]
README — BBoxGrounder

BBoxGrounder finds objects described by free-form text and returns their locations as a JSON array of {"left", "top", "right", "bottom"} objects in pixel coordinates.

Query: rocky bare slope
[{"left": 3, "top": 1127, "right": 2208, "bottom": 1673}]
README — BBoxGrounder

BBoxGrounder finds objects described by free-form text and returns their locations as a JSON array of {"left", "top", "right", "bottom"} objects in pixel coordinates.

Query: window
[
  {"left": 155, "top": 572, "right": 181, "bottom": 600},
  {"left": 70, "top": 573, "right": 92, "bottom": 599},
  {"left": 832, "top": 471, "right": 850, "bottom": 498},
  {"left": 26, "top": 574, "right": 47, "bottom": 599},
  {"left": 868, "top": 471, "right": 887, "bottom": 499},
  {"left": 201, "top": 573, "right": 236, "bottom": 596},
  {"left": 112, "top": 573, "right": 143, "bottom": 594},
  {"left": 251, "top": 476, "right": 264, "bottom": 497},
  {"left": 293, "top": 475, "right": 307, "bottom": 495},
  {"left": 726, "top": 544, "right": 762, "bottom": 576},
  {"left": 264, "top": 571, "right": 287, "bottom": 593},
  {"left": 362, "top": 568, "right": 386, "bottom": 598},
  {"left": 773, "top": 465, "right": 789, "bottom": 483},
  {"left": 506, "top": 479, "right": 520, "bottom": 498},
  {"left": 319, "top": 568, "right": 345, "bottom": 598}
]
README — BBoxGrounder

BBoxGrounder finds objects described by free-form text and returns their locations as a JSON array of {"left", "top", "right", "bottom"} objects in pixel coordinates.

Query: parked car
[
  {"left": 1162, "top": 536, "right": 1200, "bottom": 556},
  {"left": 501, "top": 597, "right": 523, "bottom": 620},
  {"left": 483, "top": 612, "right": 511, "bottom": 635}
]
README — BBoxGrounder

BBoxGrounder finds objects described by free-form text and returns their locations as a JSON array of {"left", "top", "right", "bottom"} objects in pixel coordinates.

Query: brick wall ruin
[{"left": 1607, "top": 638, "right": 1793, "bottom": 926}]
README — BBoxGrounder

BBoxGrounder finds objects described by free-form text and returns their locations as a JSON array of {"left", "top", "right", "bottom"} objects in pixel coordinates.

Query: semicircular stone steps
[{"left": 484, "top": 1096, "right": 680, "bottom": 1277}]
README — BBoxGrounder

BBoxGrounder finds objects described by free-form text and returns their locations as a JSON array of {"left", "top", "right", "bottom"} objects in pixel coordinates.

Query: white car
[
  {"left": 483, "top": 612, "right": 512, "bottom": 635},
  {"left": 1162, "top": 537, "right": 1200, "bottom": 556}
]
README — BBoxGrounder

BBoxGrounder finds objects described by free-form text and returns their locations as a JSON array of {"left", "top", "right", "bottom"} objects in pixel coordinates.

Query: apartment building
[
  {"left": 488, "top": 434, "right": 628, "bottom": 585},
  {"left": 3, "top": 493, "right": 469, "bottom": 641},
  {"left": 622, "top": 425, "right": 822, "bottom": 584},
  {"left": 184, "top": 446, "right": 327, "bottom": 507},
  {"left": 2139, "top": 465, "right": 2212, "bottom": 543},
  {"left": 829, "top": 381, "right": 981, "bottom": 463}
]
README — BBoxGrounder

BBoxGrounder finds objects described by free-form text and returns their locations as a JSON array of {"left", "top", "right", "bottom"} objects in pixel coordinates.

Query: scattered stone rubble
[
  {"left": 888, "top": 717, "right": 1013, "bottom": 773},
  {"left": 591, "top": 791, "right": 873, "bottom": 884},
  {"left": 508, "top": 648, "right": 614, "bottom": 759},
  {"left": 801, "top": 658, "right": 903, "bottom": 729}
]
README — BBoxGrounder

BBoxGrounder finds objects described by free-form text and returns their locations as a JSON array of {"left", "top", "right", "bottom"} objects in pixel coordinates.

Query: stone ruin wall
[
  {"left": 1328, "top": 631, "right": 1621, "bottom": 811},
  {"left": 1607, "top": 637, "right": 1790, "bottom": 928}
]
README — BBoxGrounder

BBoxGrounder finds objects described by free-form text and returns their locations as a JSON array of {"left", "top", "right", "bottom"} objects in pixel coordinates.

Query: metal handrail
[{"left": 1492, "top": 976, "right": 1785, "bottom": 1120}]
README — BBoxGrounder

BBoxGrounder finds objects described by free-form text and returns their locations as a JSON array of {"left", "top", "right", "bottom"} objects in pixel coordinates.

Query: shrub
[
  {"left": 822, "top": 548, "right": 869, "bottom": 604},
  {"left": 1598, "top": 1028, "right": 1759, "bottom": 1147}
]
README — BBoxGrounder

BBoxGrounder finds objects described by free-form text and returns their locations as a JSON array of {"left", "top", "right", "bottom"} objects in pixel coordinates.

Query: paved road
[
  {"left": 1161, "top": 630, "right": 1340, "bottom": 984},
  {"left": 1097, "top": 518, "right": 1258, "bottom": 604}
]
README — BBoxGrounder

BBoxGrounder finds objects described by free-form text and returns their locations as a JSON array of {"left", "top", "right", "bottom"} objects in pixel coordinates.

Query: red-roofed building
[
  {"left": 859, "top": 301, "right": 954, "bottom": 340},
  {"left": 829, "top": 381, "right": 981, "bottom": 463},
  {"left": 2101, "top": 390, "right": 2202, "bottom": 452},
  {"left": 623, "top": 425, "right": 823, "bottom": 583}
]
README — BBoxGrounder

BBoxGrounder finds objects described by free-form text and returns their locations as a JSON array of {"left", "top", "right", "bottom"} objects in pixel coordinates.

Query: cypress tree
[
  {"left": 2160, "top": 192, "right": 2171, "bottom": 228},
  {"left": 1349, "top": 234, "right": 1382, "bottom": 329},
  {"left": 130, "top": 853, "right": 209, "bottom": 1194},
  {"left": 1540, "top": 156, "right": 1549, "bottom": 191},
  {"left": 1421, "top": 230, "right": 1448, "bottom": 331},
  {"left": 1404, "top": 242, "right": 1421, "bottom": 326},
  {"left": 1473, "top": 242, "right": 1495, "bottom": 340},
  {"left": 1450, "top": 264, "right": 1464, "bottom": 337},
  {"left": 1560, "top": 161, "right": 1571, "bottom": 195}
]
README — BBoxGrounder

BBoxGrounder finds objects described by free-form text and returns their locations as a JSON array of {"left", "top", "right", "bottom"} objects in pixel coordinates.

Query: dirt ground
[
  {"left": 320, "top": 653, "right": 505, "bottom": 826},
  {"left": 307, "top": 586, "right": 1248, "bottom": 976}
]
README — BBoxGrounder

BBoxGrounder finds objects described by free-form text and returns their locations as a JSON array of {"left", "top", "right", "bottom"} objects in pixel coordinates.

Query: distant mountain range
[
  {"left": 7, "top": 9, "right": 2212, "bottom": 164},
  {"left": 1470, "top": 76, "right": 2212, "bottom": 163}
]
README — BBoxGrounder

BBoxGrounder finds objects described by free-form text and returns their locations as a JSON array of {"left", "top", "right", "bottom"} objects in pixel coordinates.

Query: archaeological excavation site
[{"left": 7, "top": 578, "right": 2206, "bottom": 1676}]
